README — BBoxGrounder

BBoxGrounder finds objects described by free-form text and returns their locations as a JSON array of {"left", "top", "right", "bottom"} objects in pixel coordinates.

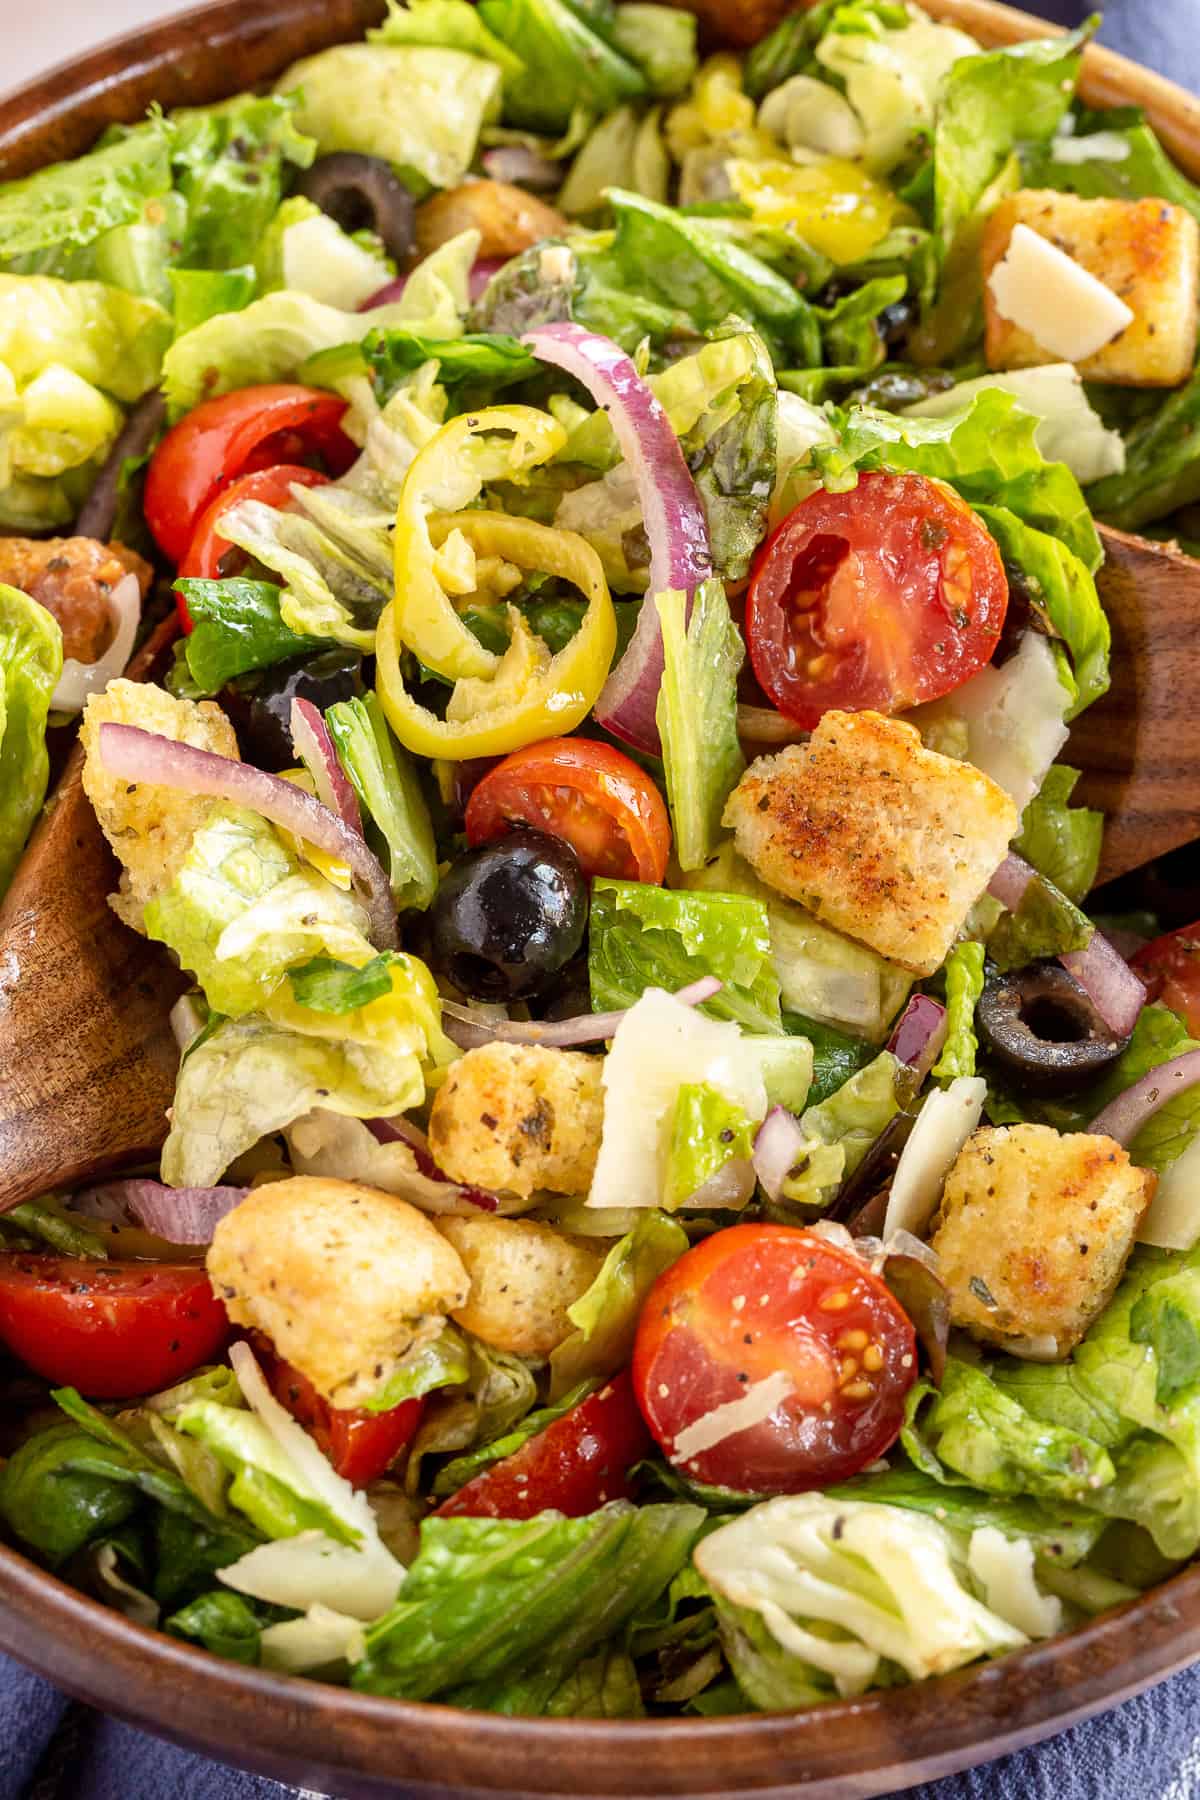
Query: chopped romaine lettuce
[
  {"left": 904, "top": 366, "right": 1125, "bottom": 487},
  {"left": 776, "top": 1050, "right": 902, "bottom": 1209},
  {"left": 664, "top": 1082, "right": 755, "bottom": 1211},
  {"left": 173, "top": 578, "right": 324, "bottom": 692},
  {"left": 213, "top": 496, "right": 390, "bottom": 652},
  {"left": 987, "top": 868, "right": 1093, "bottom": 973},
  {"left": 477, "top": 0, "right": 646, "bottom": 131},
  {"left": 550, "top": 1211, "right": 688, "bottom": 1397},
  {"left": 325, "top": 693, "right": 438, "bottom": 911},
  {"left": 168, "top": 267, "right": 256, "bottom": 338},
  {"left": 303, "top": 329, "right": 537, "bottom": 408},
  {"left": 0, "top": 118, "right": 173, "bottom": 276},
  {"left": 0, "top": 274, "right": 170, "bottom": 404},
  {"left": 370, "top": 0, "right": 527, "bottom": 82},
  {"left": 655, "top": 580, "right": 745, "bottom": 873},
  {"left": 972, "top": 505, "right": 1108, "bottom": 718},
  {"left": 165, "top": 1590, "right": 271, "bottom": 1664},
  {"left": 255, "top": 196, "right": 393, "bottom": 311},
  {"left": 932, "top": 942, "right": 985, "bottom": 1085},
  {"left": 610, "top": 5, "right": 697, "bottom": 97},
  {"left": 432, "top": 1381, "right": 597, "bottom": 1500},
  {"left": 365, "top": 1327, "right": 472, "bottom": 1413},
  {"left": 1014, "top": 764, "right": 1103, "bottom": 906},
  {"left": 827, "top": 1463, "right": 1106, "bottom": 1568},
  {"left": 1087, "top": 365, "right": 1200, "bottom": 532},
  {"left": 1026, "top": 117, "right": 1200, "bottom": 226},
  {"left": 0, "top": 584, "right": 61, "bottom": 898},
  {"left": 169, "top": 93, "right": 317, "bottom": 270}
]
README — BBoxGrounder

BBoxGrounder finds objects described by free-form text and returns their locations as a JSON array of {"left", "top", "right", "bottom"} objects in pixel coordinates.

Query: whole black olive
[
  {"left": 226, "top": 649, "right": 364, "bottom": 771},
  {"left": 429, "top": 828, "right": 588, "bottom": 1001},
  {"left": 977, "top": 961, "right": 1131, "bottom": 1095},
  {"left": 296, "top": 154, "right": 416, "bottom": 264}
]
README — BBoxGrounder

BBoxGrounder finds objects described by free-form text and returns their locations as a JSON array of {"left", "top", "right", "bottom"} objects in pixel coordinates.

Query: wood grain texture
[{"left": 0, "top": 614, "right": 184, "bottom": 1213}]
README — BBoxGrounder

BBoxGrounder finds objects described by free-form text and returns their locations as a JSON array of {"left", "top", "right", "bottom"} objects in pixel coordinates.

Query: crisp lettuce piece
[
  {"left": 677, "top": 321, "right": 776, "bottom": 581},
  {"left": 903, "top": 1359, "right": 1115, "bottom": 1502},
  {"left": 326, "top": 693, "right": 438, "bottom": 911},
  {"left": 782, "top": 275, "right": 907, "bottom": 402},
  {"left": 987, "top": 867, "right": 1093, "bottom": 973},
  {"left": 777, "top": 1051, "right": 902, "bottom": 1209},
  {"left": 256, "top": 197, "right": 392, "bottom": 311},
  {"left": 364, "top": 1327, "right": 472, "bottom": 1413},
  {"left": 1026, "top": 117, "right": 1200, "bottom": 226},
  {"left": 214, "top": 495, "right": 390, "bottom": 651},
  {"left": 370, "top": 0, "right": 526, "bottom": 82},
  {"left": 1014, "top": 764, "right": 1103, "bottom": 906},
  {"left": 0, "top": 462, "right": 100, "bottom": 533},
  {"left": 168, "top": 267, "right": 256, "bottom": 338},
  {"left": 610, "top": 5, "right": 697, "bottom": 97},
  {"left": 0, "top": 118, "right": 173, "bottom": 274},
  {"left": 353, "top": 1502, "right": 703, "bottom": 1701},
  {"left": 477, "top": 0, "right": 645, "bottom": 131},
  {"left": 479, "top": 1639, "right": 646, "bottom": 1717},
  {"left": 655, "top": 581, "right": 745, "bottom": 874},
  {"left": 304, "top": 329, "right": 536, "bottom": 407},
  {"left": 161, "top": 1013, "right": 429, "bottom": 1187},
  {"left": 0, "top": 361, "right": 122, "bottom": 482},
  {"left": 277, "top": 45, "right": 501, "bottom": 189},
  {"left": 664, "top": 1082, "right": 755, "bottom": 1211},
  {"left": 288, "top": 953, "right": 402, "bottom": 1015},
  {"left": 972, "top": 506, "right": 1108, "bottom": 718},
  {"left": 799, "top": 1016, "right": 876, "bottom": 1105},
  {"left": 588, "top": 878, "right": 782, "bottom": 1035},
  {"left": 828, "top": 1463, "right": 1106, "bottom": 1567},
  {"left": 813, "top": 7, "right": 978, "bottom": 174},
  {"left": 0, "top": 274, "right": 169, "bottom": 404},
  {"left": 549, "top": 1211, "right": 688, "bottom": 1398},
  {"left": 0, "top": 584, "right": 62, "bottom": 897},
  {"left": 169, "top": 93, "right": 317, "bottom": 270},
  {"left": 165, "top": 1590, "right": 269, "bottom": 1664},
  {"left": 173, "top": 578, "right": 324, "bottom": 693},
  {"left": 697, "top": 1494, "right": 1032, "bottom": 1702},
  {"left": 558, "top": 105, "right": 661, "bottom": 216},
  {"left": 176, "top": 1403, "right": 358, "bottom": 1543},
  {"left": 1087, "top": 366, "right": 1200, "bottom": 532},
  {"left": 904, "top": 366, "right": 1125, "bottom": 487},
  {"left": 932, "top": 942, "right": 985, "bottom": 1086}
]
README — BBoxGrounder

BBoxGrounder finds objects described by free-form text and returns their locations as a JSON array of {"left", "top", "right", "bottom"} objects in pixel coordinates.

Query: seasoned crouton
[
  {"left": 428, "top": 1043, "right": 604, "bottom": 1200},
  {"left": 723, "top": 711, "right": 1017, "bottom": 978},
  {"left": 414, "top": 180, "right": 567, "bottom": 262},
  {"left": 438, "top": 1215, "right": 602, "bottom": 1358},
  {"left": 208, "top": 1176, "right": 469, "bottom": 1407},
  {"left": 930, "top": 1124, "right": 1154, "bottom": 1357},
  {"left": 80, "top": 679, "right": 238, "bottom": 931},
  {"left": 982, "top": 190, "right": 1199, "bottom": 386}
]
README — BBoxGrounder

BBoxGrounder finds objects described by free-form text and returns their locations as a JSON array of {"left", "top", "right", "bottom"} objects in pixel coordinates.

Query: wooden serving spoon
[{"left": 0, "top": 524, "right": 1196, "bottom": 1215}]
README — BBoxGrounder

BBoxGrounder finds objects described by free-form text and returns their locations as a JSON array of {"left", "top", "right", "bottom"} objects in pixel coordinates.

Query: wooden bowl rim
[{"left": 2, "top": 1, "right": 1200, "bottom": 1793}]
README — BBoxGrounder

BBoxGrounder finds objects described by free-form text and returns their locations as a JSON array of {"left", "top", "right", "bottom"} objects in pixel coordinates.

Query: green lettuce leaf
[
  {"left": 828, "top": 1462, "right": 1106, "bottom": 1566},
  {"left": 781, "top": 275, "right": 908, "bottom": 402},
  {"left": 254, "top": 196, "right": 392, "bottom": 312},
  {"left": 972, "top": 505, "right": 1108, "bottom": 717},
  {"left": 0, "top": 274, "right": 170, "bottom": 404},
  {"left": 168, "top": 267, "right": 257, "bottom": 338},
  {"left": 169, "top": 93, "right": 316, "bottom": 270},
  {"left": 213, "top": 495, "right": 390, "bottom": 651},
  {"left": 166, "top": 1590, "right": 275, "bottom": 1664},
  {"left": 477, "top": 0, "right": 645, "bottom": 131},
  {"left": 665, "top": 1082, "right": 755, "bottom": 1211},
  {"left": 987, "top": 868, "right": 1093, "bottom": 972},
  {"left": 588, "top": 877, "right": 783, "bottom": 1035},
  {"left": 655, "top": 580, "right": 744, "bottom": 873},
  {"left": 326, "top": 693, "right": 438, "bottom": 911},
  {"left": 371, "top": 0, "right": 526, "bottom": 81},
  {"left": 1025, "top": 116, "right": 1200, "bottom": 226},
  {"left": 476, "top": 1639, "right": 646, "bottom": 1716},
  {"left": 0, "top": 584, "right": 61, "bottom": 897},
  {"left": 303, "top": 329, "right": 537, "bottom": 407},
  {"left": 1087, "top": 365, "right": 1200, "bottom": 532},
  {"left": 932, "top": 941, "right": 985, "bottom": 1085},
  {"left": 353, "top": 1501, "right": 703, "bottom": 1701},
  {"left": 364, "top": 1327, "right": 472, "bottom": 1412},
  {"left": 0, "top": 118, "right": 173, "bottom": 275},
  {"left": 776, "top": 1050, "right": 902, "bottom": 1210},
  {"left": 173, "top": 578, "right": 324, "bottom": 692},
  {"left": 176, "top": 1404, "right": 358, "bottom": 1543},
  {"left": 1014, "top": 764, "right": 1103, "bottom": 905},
  {"left": 611, "top": 5, "right": 697, "bottom": 96},
  {"left": 548, "top": 1211, "right": 688, "bottom": 1399},
  {"left": 903, "top": 365, "right": 1127, "bottom": 487},
  {"left": 0, "top": 1425, "right": 142, "bottom": 1566}
]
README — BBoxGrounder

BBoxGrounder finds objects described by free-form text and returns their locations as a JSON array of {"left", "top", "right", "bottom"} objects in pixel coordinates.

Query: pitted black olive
[
  {"left": 429, "top": 828, "right": 588, "bottom": 1001},
  {"left": 226, "top": 649, "right": 363, "bottom": 771},
  {"left": 977, "top": 961, "right": 1130, "bottom": 1094},
  {"left": 296, "top": 154, "right": 416, "bottom": 264}
]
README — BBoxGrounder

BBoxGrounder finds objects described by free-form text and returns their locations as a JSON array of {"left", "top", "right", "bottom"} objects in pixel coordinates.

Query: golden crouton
[
  {"left": 930, "top": 1124, "right": 1154, "bottom": 1357},
  {"left": 981, "top": 190, "right": 1199, "bottom": 387},
  {"left": 438, "top": 1215, "right": 602, "bottom": 1358},
  {"left": 208, "top": 1176, "right": 469, "bottom": 1407},
  {"left": 722, "top": 711, "right": 1017, "bottom": 978},
  {"left": 427, "top": 1042, "right": 605, "bottom": 1200},
  {"left": 80, "top": 679, "right": 238, "bottom": 931},
  {"left": 414, "top": 180, "right": 567, "bottom": 261}
]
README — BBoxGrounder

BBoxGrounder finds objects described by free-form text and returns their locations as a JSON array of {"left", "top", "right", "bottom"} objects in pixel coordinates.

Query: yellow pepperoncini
[
  {"left": 376, "top": 510, "right": 616, "bottom": 762},
  {"left": 391, "top": 405, "right": 566, "bottom": 683},
  {"left": 666, "top": 54, "right": 772, "bottom": 161},
  {"left": 727, "top": 156, "right": 915, "bottom": 264},
  {"left": 275, "top": 769, "right": 352, "bottom": 890}
]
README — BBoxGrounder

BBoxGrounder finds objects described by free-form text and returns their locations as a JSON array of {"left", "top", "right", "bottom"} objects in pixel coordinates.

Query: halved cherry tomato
[
  {"left": 436, "top": 1371, "right": 651, "bottom": 1519},
  {"left": 0, "top": 1256, "right": 229, "bottom": 1399},
  {"left": 144, "top": 385, "right": 355, "bottom": 564},
  {"left": 175, "top": 463, "right": 331, "bottom": 630},
  {"left": 465, "top": 738, "right": 672, "bottom": 882},
  {"left": 1132, "top": 921, "right": 1200, "bottom": 1037},
  {"left": 263, "top": 1350, "right": 423, "bottom": 1488},
  {"left": 633, "top": 1224, "right": 917, "bottom": 1494},
  {"left": 745, "top": 471, "right": 1008, "bottom": 728}
]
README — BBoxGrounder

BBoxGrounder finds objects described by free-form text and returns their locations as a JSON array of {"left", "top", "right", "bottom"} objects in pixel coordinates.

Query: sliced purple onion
[
  {"left": 887, "top": 994, "right": 947, "bottom": 1082},
  {"left": 52, "top": 572, "right": 142, "bottom": 714},
  {"left": 521, "top": 322, "right": 712, "bottom": 754},
  {"left": 481, "top": 146, "right": 562, "bottom": 190},
  {"left": 468, "top": 256, "right": 506, "bottom": 302},
  {"left": 752, "top": 1105, "right": 808, "bottom": 1202},
  {"left": 440, "top": 975, "right": 723, "bottom": 1050},
  {"left": 71, "top": 1179, "right": 247, "bottom": 1242},
  {"left": 360, "top": 275, "right": 409, "bottom": 312},
  {"left": 988, "top": 852, "right": 1145, "bottom": 1037},
  {"left": 98, "top": 723, "right": 398, "bottom": 950},
  {"left": 1090, "top": 1048, "right": 1200, "bottom": 1147},
  {"left": 290, "top": 697, "right": 363, "bottom": 835}
]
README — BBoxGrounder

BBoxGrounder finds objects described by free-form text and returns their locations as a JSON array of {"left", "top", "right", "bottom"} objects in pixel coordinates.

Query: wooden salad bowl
[{"left": 2, "top": 2, "right": 1200, "bottom": 1795}]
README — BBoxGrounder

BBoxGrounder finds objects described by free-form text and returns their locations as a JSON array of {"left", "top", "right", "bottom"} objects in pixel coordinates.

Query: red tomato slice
[
  {"left": 435, "top": 1371, "right": 651, "bottom": 1519},
  {"left": 746, "top": 471, "right": 1008, "bottom": 728},
  {"left": 175, "top": 463, "right": 332, "bottom": 630},
  {"left": 0, "top": 1256, "right": 229, "bottom": 1400},
  {"left": 465, "top": 737, "right": 672, "bottom": 883},
  {"left": 1132, "top": 921, "right": 1200, "bottom": 1037},
  {"left": 632, "top": 1224, "right": 917, "bottom": 1494},
  {"left": 263, "top": 1350, "right": 423, "bottom": 1488},
  {"left": 144, "top": 385, "right": 354, "bottom": 564}
]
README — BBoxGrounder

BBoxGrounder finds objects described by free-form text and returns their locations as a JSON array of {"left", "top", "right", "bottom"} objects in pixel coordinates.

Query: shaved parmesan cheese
[
  {"left": 884, "top": 1077, "right": 986, "bottom": 1241},
  {"left": 908, "top": 632, "right": 1070, "bottom": 812},
  {"left": 1137, "top": 1133, "right": 1200, "bottom": 1250},
  {"left": 967, "top": 1527, "right": 1063, "bottom": 1640},
  {"left": 672, "top": 1371, "right": 793, "bottom": 1464},
  {"left": 1051, "top": 131, "right": 1132, "bottom": 165},
  {"left": 219, "top": 1532, "right": 402, "bottom": 1622},
  {"left": 987, "top": 223, "right": 1134, "bottom": 363},
  {"left": 259, "top": 1603, "right": 368, "bottom": 1673}
]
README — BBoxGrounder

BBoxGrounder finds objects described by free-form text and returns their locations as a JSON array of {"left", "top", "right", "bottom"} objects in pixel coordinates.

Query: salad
[{"left": 3, "top": 0, "right": 1200, "bottom": 1722}]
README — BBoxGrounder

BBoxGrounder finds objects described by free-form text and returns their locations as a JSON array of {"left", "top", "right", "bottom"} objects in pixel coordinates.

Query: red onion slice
[
  {"left": 52, "top": 573, "right": 142, "bottom": 714},
  {"left": 98, "top": 723, "right": 398, "bottom": 950},
  {"left": 439, "top": 975, "right": 723, "bottom": 1050},
  {"left": 290, "top": 697, "right": 363, "bottom": 835},
  {"left": 360, "top": 276, "right": 409, "bottom": 312},
  {"left": 1090, "top": 1048, "right": 1200, "bottom": 1147},
  {"left": 988, "top": 852, "right": 1144, "bottom": 1037},
  {"left": 521, "top": 321, "right": 712, "bottom": 754},
  {"left": 71, "top": 1179, "right": 247, "bottom": 1242},
  {"left": 887, "top": 994, "right": 947, "bottom": 1083},
  {"left": 752, "top": 1105, "right": 808, "bottom": 1202},
  {"left": 481, "top": 146, "right": 561, "bottom": 189}
]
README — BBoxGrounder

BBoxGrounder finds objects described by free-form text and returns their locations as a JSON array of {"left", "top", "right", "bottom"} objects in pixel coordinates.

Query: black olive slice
[
  {"left": 295, "top": 154, "right": 416, "bottom": 265},
  {"left": 976, "top": 961, "right": 1130, "bottom": 1096}
]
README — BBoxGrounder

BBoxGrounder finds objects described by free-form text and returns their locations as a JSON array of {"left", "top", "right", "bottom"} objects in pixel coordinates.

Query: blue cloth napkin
[{"left": 4, "top": 0, "right": 1200, "bottom": 1794}]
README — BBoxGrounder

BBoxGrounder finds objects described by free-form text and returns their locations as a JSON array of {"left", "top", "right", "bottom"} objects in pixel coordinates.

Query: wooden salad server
[{"left": 0, "top": 524, "right": 1196, "bottom": 1215}]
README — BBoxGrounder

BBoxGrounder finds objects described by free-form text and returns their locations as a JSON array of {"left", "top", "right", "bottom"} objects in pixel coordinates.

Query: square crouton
[
  {"left": 930, "top": 1124, "right": 1154, "bottom": 1357},
  {"left": 438, "top": 1215, "right": 603, "bottom": 1358},
  {"left": 981, "top": 189, "right": 1199, "bottom": 387},
  {"left": 722, "top": 711, "right": 1017, "bottom": 977},
  {"left": 428, "top": 1042, "right": 605, "bottom": 1200}
]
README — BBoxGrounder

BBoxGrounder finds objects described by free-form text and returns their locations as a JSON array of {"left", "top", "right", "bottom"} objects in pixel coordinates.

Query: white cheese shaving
[
  {"left": 220, "top": 1533, "right": 402, "bottom": 1623},
  {"left": 988, "top": 223, "right": 1135, "bottom": 362},
  {"left": 671, "top": 1371, "right": 793, "bottom": 1464},
  {"left": 908, "top": 631, "right": 1070, "bottom": 812},
  {"left": 1138, "top": 1133, "right": 1200, "bottom": 1250},
  {"left": 1051, "top": 131, "right": 1132, "bottom": 165},
  {"left": 883, "top": 1076, "right": 986, "bottom": 1242},
  {"left": 967, "top": 1527, "right": 1063, "bottom": 1640}
]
